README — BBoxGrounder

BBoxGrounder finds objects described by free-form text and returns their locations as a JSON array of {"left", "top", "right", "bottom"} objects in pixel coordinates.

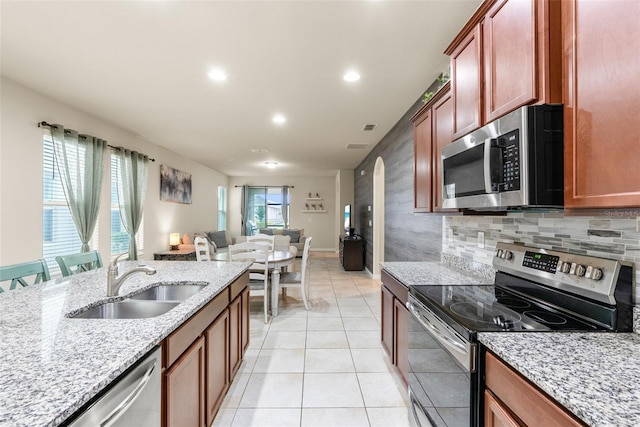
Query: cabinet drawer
[
  {"left": 230, "top": 271, "right": 249, "bottom": 301},
  {"left": 165, "top": 289, "right": 229, "bottom": 367},
  {"left": 485, "top": 352, "right": 585, "bottom": 427},
  {"left": 381, "top": 269, "right": 408, "bottom": 305}
]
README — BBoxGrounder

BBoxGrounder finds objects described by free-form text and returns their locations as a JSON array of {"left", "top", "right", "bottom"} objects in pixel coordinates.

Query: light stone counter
[
  {"left": 382, "top": 261, "right": 494, "bottom": 286},
  {"left": 479, "top": 332, "right": 640, "bottom": 426},
  {"left": 0, "top": 260, "right": 250, "bottom": 427}
]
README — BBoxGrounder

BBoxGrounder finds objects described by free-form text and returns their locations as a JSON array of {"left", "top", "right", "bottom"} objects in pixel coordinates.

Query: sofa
[
  {"left": 254, "top": 228, "right": 308, "bottom": 255},
  {"left": 178, "top": 229, "right": 302, "bottom": 258}
]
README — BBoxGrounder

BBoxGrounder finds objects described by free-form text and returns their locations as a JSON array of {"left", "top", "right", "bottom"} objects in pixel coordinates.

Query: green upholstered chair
[
  {"left": 55, "top": 250, "right": 103, "bottom": 277},
  {"left": 0, "top": 259, "right": 51, "bottom": 292}
]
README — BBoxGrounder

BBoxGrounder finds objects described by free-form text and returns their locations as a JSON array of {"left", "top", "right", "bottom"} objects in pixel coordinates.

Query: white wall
[
  {"left": 0, "top": 77, "right": 228, "bottom": 267},
  {"left": 228, "top": 176, "right": 338, "bottom": 251}
]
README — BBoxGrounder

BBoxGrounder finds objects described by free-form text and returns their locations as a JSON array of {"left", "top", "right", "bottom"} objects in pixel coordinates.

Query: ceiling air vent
[
  {"left": 362, "top": 124, "right": 377, "bottom": 131},
  {"left": 345, "top": 143, "right": 369, "bottom": 150},
  {"left": 250, "top": 148, "right": 270, "bottom": 153}
]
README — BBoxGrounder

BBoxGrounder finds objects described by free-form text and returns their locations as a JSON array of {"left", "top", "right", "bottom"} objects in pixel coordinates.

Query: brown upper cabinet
[
  {"left": 562, "top": 0, "right": 640, "bottom": 208},
  {"left": 411, "top": 83, "right": 455, "bottom": 212},
  {"left": 446, "top": 0, "right": 561, "bottom": 140}
]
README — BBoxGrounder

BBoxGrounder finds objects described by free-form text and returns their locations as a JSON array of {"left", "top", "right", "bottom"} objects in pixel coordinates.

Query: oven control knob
[
  {"left": 496, "top": 249, "right": 503, "bottom": 258},
  {"left": 502, "top": 250, "right": 513, "bottom": 260},
  {"left": 574, "top": 264, "right": 586, "bottom": 277},
  {"left": 559, "top": 261, "right": 571, "bottom": 274},
  {"left": 590, "top": 268, "right": 603, "bottom": 281}
]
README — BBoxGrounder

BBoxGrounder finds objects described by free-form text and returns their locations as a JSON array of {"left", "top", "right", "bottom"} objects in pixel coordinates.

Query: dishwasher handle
[{"left": 100, "top": 357, "right": 157, "bottom": 427}]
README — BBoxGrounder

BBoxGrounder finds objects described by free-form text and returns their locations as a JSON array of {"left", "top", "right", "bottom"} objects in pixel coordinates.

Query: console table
[
  {"left": 339, "top": 235, "right": 364, "bottom": 271},
  {"left": 153, "top": 248, "right": 196, "bottom": 261}
]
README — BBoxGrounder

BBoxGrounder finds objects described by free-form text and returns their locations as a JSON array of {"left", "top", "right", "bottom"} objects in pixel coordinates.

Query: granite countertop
[
  {"left": 0, "top": 260, "right": 250, "bottom": 427},
  {"left": 382, "top": 261, "right": 494, "bottom": 286},
  {"left": 480, "top": 332, "right": 640, "bottom": 426}
]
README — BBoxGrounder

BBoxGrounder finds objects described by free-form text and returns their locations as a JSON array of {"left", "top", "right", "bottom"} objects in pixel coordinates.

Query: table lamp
[{"left": 169, "top": 233, "right": 181, "bottom": 250}]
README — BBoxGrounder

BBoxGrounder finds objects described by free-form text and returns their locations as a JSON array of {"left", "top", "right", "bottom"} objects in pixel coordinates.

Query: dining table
[{"left": 213, "top": 249, "right": 295, "bottom": 317}]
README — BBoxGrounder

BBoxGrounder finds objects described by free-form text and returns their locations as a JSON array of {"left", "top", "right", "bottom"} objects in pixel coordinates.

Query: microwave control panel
[{"left": 499, "top": 129, "right": 520, "bottom": 192}]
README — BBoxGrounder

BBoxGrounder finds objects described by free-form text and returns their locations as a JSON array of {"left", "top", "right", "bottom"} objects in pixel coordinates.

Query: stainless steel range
[{"left": 407, "top": 242, "right": 634, "bottom": 427}]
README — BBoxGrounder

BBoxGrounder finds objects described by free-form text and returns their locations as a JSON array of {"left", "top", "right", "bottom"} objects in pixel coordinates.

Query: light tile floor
[{"left": 213, "top": 252, "right": 412, "bottom": 427}]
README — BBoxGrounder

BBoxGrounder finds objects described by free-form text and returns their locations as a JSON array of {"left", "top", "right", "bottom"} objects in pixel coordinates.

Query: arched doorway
[{"left": 372, "top": 156, "right": 385, "bottom": 279}]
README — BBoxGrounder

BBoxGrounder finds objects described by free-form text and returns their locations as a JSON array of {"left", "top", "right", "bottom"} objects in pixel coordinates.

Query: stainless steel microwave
[{"left": 441, "top": 104, "right": 564, "bottom": 210}]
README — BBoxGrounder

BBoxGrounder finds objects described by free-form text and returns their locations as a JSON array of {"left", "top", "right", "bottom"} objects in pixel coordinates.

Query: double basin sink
[{"left": 69, "top": 283, "right": 207, "bottom": 319}]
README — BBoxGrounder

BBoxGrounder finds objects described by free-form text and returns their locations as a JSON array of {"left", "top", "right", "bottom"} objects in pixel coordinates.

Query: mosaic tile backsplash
[{"left": 443, "top": 212, "right": 640, "bottom": 303}]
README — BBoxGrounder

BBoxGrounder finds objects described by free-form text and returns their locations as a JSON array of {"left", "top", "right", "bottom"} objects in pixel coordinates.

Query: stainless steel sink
[
  {"left": 69, "top": 300, "right": 180, "bottom": 319},
  {"left": 128, "top": 284, "right": 207, "bottom": 301}
]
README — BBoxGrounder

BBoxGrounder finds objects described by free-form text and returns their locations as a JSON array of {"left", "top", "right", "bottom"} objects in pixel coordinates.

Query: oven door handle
[{"left": 406, "top": 301, "right": 467, "bottom": 355}]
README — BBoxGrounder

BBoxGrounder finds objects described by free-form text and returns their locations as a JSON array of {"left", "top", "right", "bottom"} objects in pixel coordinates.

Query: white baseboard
[{"left": 309, "top": 248, "right": 339, "bottom": 253}]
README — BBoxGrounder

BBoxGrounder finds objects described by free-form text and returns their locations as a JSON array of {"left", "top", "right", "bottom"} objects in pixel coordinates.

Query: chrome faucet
[{"left": 107, "top": 253, "right": 157, "bottom": 297}]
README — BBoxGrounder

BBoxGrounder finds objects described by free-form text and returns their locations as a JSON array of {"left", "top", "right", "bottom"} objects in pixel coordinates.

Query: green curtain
[
  {"left": 50, "top": 125, "right": 105, "bottom": 253},
  {"left": 281, "top": 186, "right": 289, "bottom": 229},
  {"left": 115, "top": 148, "right": 149, "bottom": 260}
]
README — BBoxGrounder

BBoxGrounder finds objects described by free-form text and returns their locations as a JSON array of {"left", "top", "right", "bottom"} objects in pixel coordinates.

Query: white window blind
[
  {"left": 218, "top": 186, "right": 227, "bottom": 230},
  {"left": 110, "top": 154, "right": 144, "bottom": 256},
  {"left": 42, "top": 135, "right": 98, "bottom": 276}
]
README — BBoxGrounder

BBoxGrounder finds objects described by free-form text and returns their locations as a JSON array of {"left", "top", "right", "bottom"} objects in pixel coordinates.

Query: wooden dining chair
[
  {"left": 194, "top": 236, "right": 211, "bottom": 261},
  {"left": 278, "top": 236, "right": 312, "bottom": 310},
  {"left": 0, "top": 259, "right": 51, "bottom": 292},
  {"left": 55, "top": 250, "right": 103, "bottom": 277},
  {"left": 228, "top": 242, "right": 270, "bottom": 323}
]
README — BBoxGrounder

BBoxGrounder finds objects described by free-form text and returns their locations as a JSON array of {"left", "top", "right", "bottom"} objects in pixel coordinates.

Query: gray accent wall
[{"left": 354, "top": 98, "right": 444, "bottom": 273}]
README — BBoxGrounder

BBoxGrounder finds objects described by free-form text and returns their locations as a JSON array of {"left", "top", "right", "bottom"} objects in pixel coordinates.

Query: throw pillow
[
  {"left": 283, "top": 229, "right": 300, "bottom": 243},
  {"left": 258, "top": 228, "right": 274, "bottom": 235},
  {"left": 206, "top": 231, "right": 229, "bottom": 249}
]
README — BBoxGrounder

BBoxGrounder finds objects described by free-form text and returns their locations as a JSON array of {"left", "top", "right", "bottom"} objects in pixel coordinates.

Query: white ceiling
[{"left": 1, "top": 0, "right": 481, "bottom": 177}]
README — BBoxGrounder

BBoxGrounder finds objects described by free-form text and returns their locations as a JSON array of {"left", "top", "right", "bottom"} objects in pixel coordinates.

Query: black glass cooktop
[{"left": 410, "top": 284, "right": 601, "bottom": 335}]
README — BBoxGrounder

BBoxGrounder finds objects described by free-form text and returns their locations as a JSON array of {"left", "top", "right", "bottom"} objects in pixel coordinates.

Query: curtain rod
[
  {"left": 38, "top": 121, "right": 156, "bottom": 162},
  {"left": 234, "top": 185, "right": 294, "bottom": 188}
]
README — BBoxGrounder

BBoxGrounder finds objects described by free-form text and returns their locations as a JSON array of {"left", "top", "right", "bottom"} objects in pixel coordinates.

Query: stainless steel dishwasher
[{"left": 66, "top": 347, "right": 161, "bottom": 427}]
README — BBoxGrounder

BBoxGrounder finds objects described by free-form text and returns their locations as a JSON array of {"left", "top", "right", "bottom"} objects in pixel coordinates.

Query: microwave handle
[{"left": 483, "top": 139, "right": 494, "bottom": 193}]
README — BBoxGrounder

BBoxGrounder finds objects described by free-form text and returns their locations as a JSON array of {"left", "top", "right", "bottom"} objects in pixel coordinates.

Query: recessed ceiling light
[
  {"left": 272, "top": 114, "right": 286, "bottom": 125},
  {"left": 208, "top": 68, "right": 227, "bottom": 81},
  {"left": 265, "top": 161, "right": 278, "bottom": 168},
  {"left": 343, "top": 70, "right": 361, "bottom": 82}
]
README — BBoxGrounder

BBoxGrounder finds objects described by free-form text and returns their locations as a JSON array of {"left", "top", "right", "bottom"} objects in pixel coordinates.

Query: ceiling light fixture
[
  {"left": 272, "top": 114, "right": 286, "bottom": 125},
  {"left": 265, "top": 161, "right": 278, "bottom": 168},
  {"left": 208, "top": 68, "right": 227, "bottom": 81},
  {"left": 343, "top": 70, "right": 361, "bottom": 82}
]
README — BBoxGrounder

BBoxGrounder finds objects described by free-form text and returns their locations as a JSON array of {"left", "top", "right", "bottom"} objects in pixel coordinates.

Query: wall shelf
[
  {"left": 302, "top": 210, "right": 327, "bottom": 213},
  {"left": 305, "top": 198, "right": 323, "bottom": 201}
]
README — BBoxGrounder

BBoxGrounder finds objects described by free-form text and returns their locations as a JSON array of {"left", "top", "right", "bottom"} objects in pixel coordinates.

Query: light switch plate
[
  {"left": 478, "top": 231, "right": 485, "bottom": 249},
  {"left": 368, "top": 220, "right": 372, "bottom": 227}
]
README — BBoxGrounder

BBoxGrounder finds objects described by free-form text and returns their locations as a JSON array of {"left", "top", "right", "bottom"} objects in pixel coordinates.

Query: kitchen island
[{"left": 0, "top": 260, "right": 250, "bottom": 427}]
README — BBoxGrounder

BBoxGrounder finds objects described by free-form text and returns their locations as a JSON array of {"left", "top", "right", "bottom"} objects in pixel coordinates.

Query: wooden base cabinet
[
  {"left": 380, "top": 269, "right": 408, "bottom": 384},
  {"left": 163, "top": 272, "right": 249, "bottom": 427},
  {"left": 484, "top": 352, "right": 586, "bottom": 427},
  {"left": 166, "top": 337, "right": 206, "bottom": 427}
]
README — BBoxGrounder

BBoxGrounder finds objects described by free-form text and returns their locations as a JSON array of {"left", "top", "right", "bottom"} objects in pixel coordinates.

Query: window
[
  {"left": 218, "top": 186, "right": 227, "bottom": 230},
  {"left": 110, "top": 154, "right": 144, "bottom": 255},
  {"left": 246, "top": 187, "right": 289, "bottom": 233},
  {"left": 42, "top": 135, "right": 97, "bottom": 275}
]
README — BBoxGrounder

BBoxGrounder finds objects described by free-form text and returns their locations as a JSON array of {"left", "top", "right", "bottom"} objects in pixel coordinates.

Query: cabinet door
[
  {"left": 241, "top": 287, "right": 250, "bottom": 355},
  {"left": 393, "top": 298, "right": 408, "bottom": 384},
  {"left": 484, "top": 0, "right": 536, "bottom": 121},
  {"left": 414, "top": 109, "right": 433, "bottom": 212},
  {"left": 381, "top": 285, "right": 394, "bottom": 361},
  {"left": 165, "top": 336, "right": 205, "bottom": 427},
  {"left": 451, "top": 24, "right": 482, "bottom": 139},
  {"left": 229, "top": 294, "right": 242, "bottom": 378},
  {"left": 563, "top": 0, "right": 640, "bottom": 208},
  {"left": 206, "top": 310, "right": 229, "bottom": 427},
  {"left": 484, "top": 391, "right": 523, "bottom": 427},
  {"left": 431, "top": 91, "right": 454, "bottom": 211}
]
